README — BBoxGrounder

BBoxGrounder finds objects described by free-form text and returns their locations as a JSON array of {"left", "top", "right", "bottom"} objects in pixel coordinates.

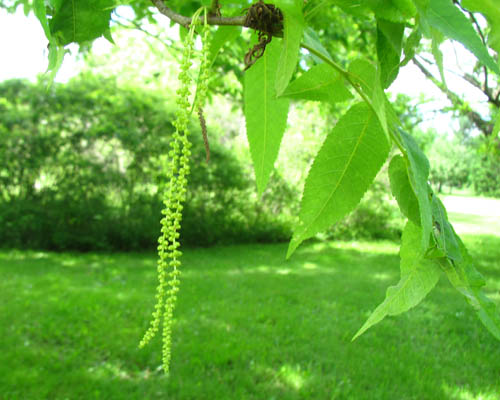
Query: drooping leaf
[
  {"left": 280, "top": 63, "right": 353, "bottom": 104},
  {"left": 462, "top": 0, "right": 500, "bottom": 56},
  {"left": 348, "top": 59, "right": 388, "bottom": 137},
  {"left": 274, "top": 0, "right": 305, "bottom": 95},
  {"left": 287, "top": 102, "right": 389, "bottom": 257},
  {"left": 417, "top": 0, "right": 500, "bottom": 74},
  {"left": 49, "top": 0, "right": 115, "bottom": 46},
  {"left": 376, "top": 19, "right": 405, "bottom": 88},
  {"left": 208, "top": 26, "right": 241, "bottom": 67},
  {"left": 388, "top": 154, "right": 420, "bottom": 225},
  {"left": 399, "top": 129, "right": 432, "bottom": 251},
  {"left": 439, "top": 231, "right": 500, "bottom": 340},
  {"left": 244, "top": 39, "right": 290, "bottom": 196},
  {"left": 32, "top": 0, "right": 65, "bottom": 80},
  {"left": 431, "top": 194, "right": 461, "bottom": 262},
  {"left": 46, "top": 42, "right": 65, "bottom": 81},
  {"left": 353, "top": 221, "right": 441, "bottom": 340}
]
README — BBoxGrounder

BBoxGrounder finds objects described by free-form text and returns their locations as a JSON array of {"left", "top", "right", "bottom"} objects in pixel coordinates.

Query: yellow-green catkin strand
[{"left": 139, "top": 8, "right": 207, "bottom": 374}]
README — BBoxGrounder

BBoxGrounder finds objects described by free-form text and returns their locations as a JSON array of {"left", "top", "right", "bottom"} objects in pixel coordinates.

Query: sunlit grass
[
  {"left": 1, "top": 194, "right": 499, "bottom": 399},
  {"left": 1, "top": 232, "right": 499, "bottom": 399},
  {"left": 442, "top": 194, "right": 500, "bottom": 236}
]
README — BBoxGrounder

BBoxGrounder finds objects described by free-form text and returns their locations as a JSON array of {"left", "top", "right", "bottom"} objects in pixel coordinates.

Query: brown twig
[
  {"left": 197, "top": 107, "right": 210, "bottom": 163},
  {"left": 413, "top": 56, "right": 494, "bottom": 136},
  {"left": 150, "top": 0, "right": 246, "bottom": 29}
]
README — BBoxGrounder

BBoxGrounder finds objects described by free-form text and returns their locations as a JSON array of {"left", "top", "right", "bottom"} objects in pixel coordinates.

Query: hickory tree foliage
[{"left": 6, "top": 0, "right": 500, "bottom": 371}]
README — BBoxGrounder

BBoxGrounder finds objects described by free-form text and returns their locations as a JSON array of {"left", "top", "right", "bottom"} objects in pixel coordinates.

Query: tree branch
[
  {"left": 455, "top": 0, "right": 494, "bottom": 105},
  {"left": 150, "top": 0, "right": 246, "bottom": 29},
  {"left": 413, "top": 57, "right": 494, "bottom": 136},
  {"left": 418, "top": 54, "right": 500, "bottom": 108},
  {"left": 112, "top": 13, "right": 181, "bottom": 53}
]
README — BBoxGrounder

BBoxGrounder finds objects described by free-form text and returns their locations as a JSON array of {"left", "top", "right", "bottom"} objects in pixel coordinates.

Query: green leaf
[
  {"left": 462, "top": 0, "right": 500, "bottom": 56},
  {"left": 431, "top": 194, "right": 462, "bottom": 262},
  {"left": 353, "top": 221, "right": 441, "bottom": 340},
  {"left": 46, "top": 42, "right": 65, "bottom": 81},
  {"left": 274, "top": 0, "right": 305, "bottom": 95},
  {"left": 399, "top": 129, "right": 432, "bottom": 251},
  {"left": 287, "top": 102, "right": 389, "bottom": 257},
  {"left": 440, "top": 232, "right": 500, "bottom": 340},
  {"left": 418, "top": 0, "right": 500, "bottom": 74},
  {"left": 401, "top": 27, "right": 422, "bottom": 67},
  {"left": 493, "top": 113, "right": 500, "bottom": 138},
  {"left": 244, "top": 39, "right": 290, "bottom": 196},
  {"left": 280, "top": 63, "right": 353, "bottom": 104},
  {"left": 369, "top": 0, "right": 417, "bottom": 20},
  {"left": 32, "top": 0, "right": 65, "bottom": 80},
  {"left": 49, "top": 0, "right": 115, "bottom": 46},
  {"left": 431, "top": 28, "right": 446, "bottom": 85},
  {"left": 302, "top": 27, "right": 333, "bottom": 62},
  {"left": 348, "top": 59, "right": 388, "bottom": 137},
  {"left": 332, "top": 0, "right": 416, "bottom": 21},
  {"left": 33, "top": 0, "right": 51, "bottom": 39},
  {"left": 208, "top": 26, "right": 241, "bottom": 67},
  {"left": 47, "top": 0, "right": 64, "bottom": 11},
  {"left": 388, "top": 154, "right": 421, "bottom": 225},
  {"left": 376, "top": 19, "right": 405, "bottom": 88}
]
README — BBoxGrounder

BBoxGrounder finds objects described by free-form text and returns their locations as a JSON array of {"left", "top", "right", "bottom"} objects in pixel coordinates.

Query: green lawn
[{"left": 1, "top": 200, "right": 500, "bottom": 399}]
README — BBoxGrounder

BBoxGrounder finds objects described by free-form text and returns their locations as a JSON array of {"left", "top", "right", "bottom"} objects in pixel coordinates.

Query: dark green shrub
[
  {"left": 0, "top": 77, "right": 294, "bottom": 251},
  {"left": 324, "top": 180, "right": 402, "bottom": 241}
]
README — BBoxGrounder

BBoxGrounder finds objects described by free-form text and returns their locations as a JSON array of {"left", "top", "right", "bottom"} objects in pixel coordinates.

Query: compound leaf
[
  {"left": 244, "top": 39, "right": 290, "bottom": 196},
  {"left": 287, "top": 102, "right": 389, "bottom": 257},
  {"left": 353, "top": 221, "right": 441, "bottom": 340}
]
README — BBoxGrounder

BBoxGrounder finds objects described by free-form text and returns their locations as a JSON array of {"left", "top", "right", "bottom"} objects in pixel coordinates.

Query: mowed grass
[
  {"left": 442, "top": 194, "right": 500, "bottom": 237},
  {"left": 1, "top": 198, "right": 500, "bottom": 399}
]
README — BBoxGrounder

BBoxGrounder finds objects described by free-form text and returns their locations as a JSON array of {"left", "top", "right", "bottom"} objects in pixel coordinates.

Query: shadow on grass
[{"left": 0, "top": 238, "right": 499, "bottom": 399}]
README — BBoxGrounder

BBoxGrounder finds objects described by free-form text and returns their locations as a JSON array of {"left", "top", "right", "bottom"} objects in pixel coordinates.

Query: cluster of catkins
[{"left": 139, "top": 8, "right": 211, "bottom": 374}]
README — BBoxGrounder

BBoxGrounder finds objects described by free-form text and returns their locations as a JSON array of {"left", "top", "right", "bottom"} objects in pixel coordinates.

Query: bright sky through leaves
[{"left": 0, "top": 7, "right": 491, "bottom": 137}]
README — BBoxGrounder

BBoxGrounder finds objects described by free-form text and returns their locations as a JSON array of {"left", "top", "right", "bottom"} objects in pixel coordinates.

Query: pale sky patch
[{"left": 0, "top": 8, "right": 492, "bottom": 137}]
